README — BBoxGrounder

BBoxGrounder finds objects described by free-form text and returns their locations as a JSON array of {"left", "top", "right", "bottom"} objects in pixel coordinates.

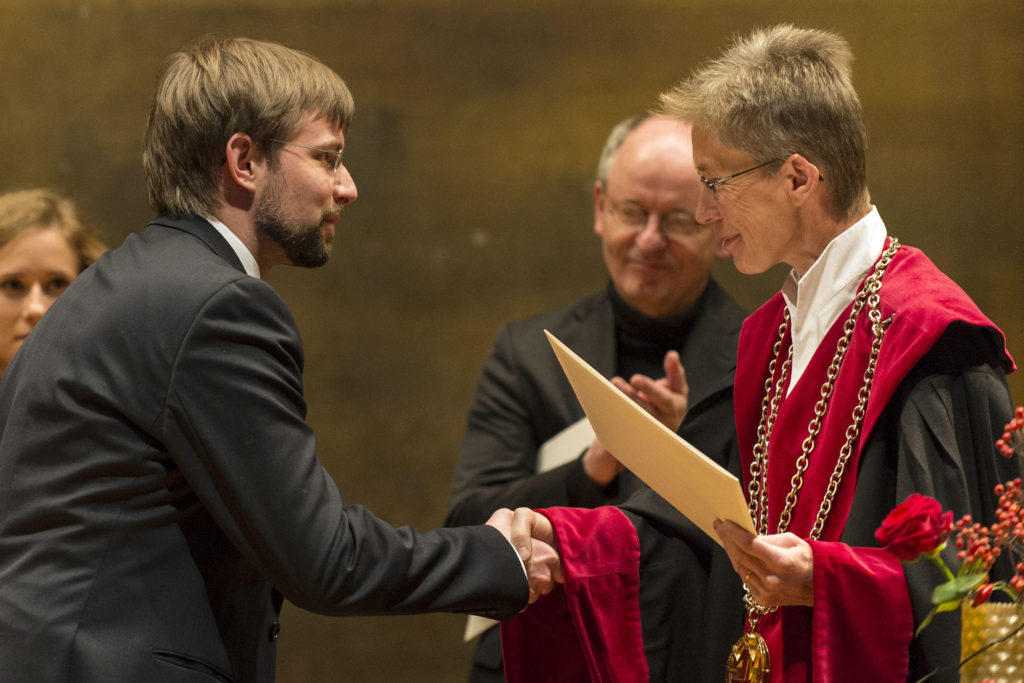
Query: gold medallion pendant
[{"left": 726, "top": 631, "right": 770, "bottom": 682}]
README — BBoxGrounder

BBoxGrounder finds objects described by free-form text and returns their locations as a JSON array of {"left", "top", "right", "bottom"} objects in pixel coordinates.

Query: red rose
[
  {"left": 875, "top": 493, "right": 954, "bottom": 562},
  {"left": 972, "top": 583, "right": 995, "bottom": 607}
]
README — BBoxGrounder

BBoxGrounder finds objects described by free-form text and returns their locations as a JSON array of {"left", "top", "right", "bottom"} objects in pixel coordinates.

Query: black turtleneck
[{"left": 607, "top": 281, "right": 708, "bottom": 381}]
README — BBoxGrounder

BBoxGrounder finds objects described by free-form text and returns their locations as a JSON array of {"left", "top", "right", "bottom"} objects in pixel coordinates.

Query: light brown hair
[
  {"left": 142, "top": 35, "right": 355, "bottom": 216},
  {"left": 0, "top": 189, "right": 107, "bottom": 271}
]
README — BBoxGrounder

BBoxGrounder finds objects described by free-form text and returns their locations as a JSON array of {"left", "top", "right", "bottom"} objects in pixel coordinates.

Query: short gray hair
[
  {"left": 658, "top": 24, "right": 869, "bottom": 220},
  {"left": 595, "top": 114, "right": 649, "bottom": 187}
]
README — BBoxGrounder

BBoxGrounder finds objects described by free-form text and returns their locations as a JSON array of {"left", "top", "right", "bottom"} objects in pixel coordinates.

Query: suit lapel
[{"left": 558, "top": 289, "right": 617, "bottom": 379}]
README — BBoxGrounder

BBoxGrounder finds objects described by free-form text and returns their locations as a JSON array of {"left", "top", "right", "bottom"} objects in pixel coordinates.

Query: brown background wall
[{"left": 2, "top": 1, "right": 1021, "bottom": 680}]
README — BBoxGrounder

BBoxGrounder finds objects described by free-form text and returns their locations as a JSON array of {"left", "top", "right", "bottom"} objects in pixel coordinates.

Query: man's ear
[
  {"left": 787, "top": 153, "right": 822, "bottom": 207},
  {"left": 224, "top": 133, "right": 260, "bottom": 192},
  {"left": 593, "top": 180, "right": 607, "bottom": 237}
]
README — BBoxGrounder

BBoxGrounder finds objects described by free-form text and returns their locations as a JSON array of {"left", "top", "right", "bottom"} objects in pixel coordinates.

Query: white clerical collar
[
  {"left": 203, "top": 215, "right": 261, "bottom": 279},
  {"left": 780, "top": 206, "right": 888, "bottom": 391}
]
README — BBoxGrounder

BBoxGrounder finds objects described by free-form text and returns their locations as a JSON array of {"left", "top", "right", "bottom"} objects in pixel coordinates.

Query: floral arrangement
[{"left": 875, "top": 405, "right": 1024, "bottom": 678}]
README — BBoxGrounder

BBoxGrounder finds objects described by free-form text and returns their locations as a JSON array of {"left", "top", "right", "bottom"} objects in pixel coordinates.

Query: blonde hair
[
  {"left": 659, "top": 24, "right": 870, "bottom": 220},
  {"left": 142, "top": 35, "right": 355, "bottom": 216},
  {"left": 0, "top": 189, "right": 107, "bottom": 271}
]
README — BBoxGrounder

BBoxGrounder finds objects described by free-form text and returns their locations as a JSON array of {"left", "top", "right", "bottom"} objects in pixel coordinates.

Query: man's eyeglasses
[
  {"left": 698, "top": 158, "right": 783, "bottom": 199},
  {"left": 269, "top": 139, "right": 345, "bottom": 173},
  {"left": 605, "top": 199, "right": 706, "bottom": 242}
]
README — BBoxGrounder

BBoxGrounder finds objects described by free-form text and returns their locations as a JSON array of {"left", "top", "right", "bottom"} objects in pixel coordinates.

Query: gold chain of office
[
  {"left": 748, "top": 237, "right": 900, "bottom": 549},
  {"left": 725, "top": 238, "right": 901, "bottom": 683}
]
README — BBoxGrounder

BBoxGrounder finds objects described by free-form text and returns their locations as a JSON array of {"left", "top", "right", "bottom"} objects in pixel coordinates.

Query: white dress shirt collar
[
  {"left": 780, "top": 206, "right": 888, "bottom": 391},
  {"left": 202, "top": 215, "right": 261, "bottom": 279}
]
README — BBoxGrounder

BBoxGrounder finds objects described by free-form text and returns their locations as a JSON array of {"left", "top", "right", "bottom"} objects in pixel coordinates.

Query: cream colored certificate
[{"left": 545, "top": 330, "right": 755, "bottom": 546}]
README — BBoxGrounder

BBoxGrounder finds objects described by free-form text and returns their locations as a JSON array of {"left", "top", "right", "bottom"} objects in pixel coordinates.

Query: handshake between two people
[
  {"left": 482, "top": 350, "right": 691, "bottom": 607},
  {"left": 486, "top": 507, "right": 562, "bottom": 605}
]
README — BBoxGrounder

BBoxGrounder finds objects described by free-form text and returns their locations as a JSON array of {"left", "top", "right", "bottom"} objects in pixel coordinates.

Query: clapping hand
[
  {"left": 611, "top": 349, "right": 689, "bottom": 432},
  {"left": 583, "top": 350, "right": 690, "bottom": 485}
]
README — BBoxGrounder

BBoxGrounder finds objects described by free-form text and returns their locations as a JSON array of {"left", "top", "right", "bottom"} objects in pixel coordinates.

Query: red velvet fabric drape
[{"left": 501, "top": 506, "right": 647, "bottom": 683}]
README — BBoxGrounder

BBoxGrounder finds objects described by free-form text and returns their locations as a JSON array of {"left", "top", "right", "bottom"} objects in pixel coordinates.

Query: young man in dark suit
[{"left": 0, "top": 35, "right": 559, "bottom": 683}]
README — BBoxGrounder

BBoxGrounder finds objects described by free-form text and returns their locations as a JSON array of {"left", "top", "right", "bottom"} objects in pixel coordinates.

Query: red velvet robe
[
  {"left": 501, "top": 242, "right": 1014, "bottom": 682},
  {"left": 735, "top": 243, "right": 1013, "bottom": 681}
]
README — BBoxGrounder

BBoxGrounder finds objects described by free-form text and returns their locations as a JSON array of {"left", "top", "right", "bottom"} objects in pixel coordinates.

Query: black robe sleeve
[{"left": 842, "top": 333, "right": 1020, "bottom": 682}]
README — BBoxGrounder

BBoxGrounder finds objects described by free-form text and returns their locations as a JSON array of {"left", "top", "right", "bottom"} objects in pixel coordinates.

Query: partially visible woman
[{"left": 0, "top": 189, "right": 107, "bottom": 378}]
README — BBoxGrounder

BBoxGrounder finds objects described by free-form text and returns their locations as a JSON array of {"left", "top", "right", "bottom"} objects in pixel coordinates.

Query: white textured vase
[{"left": 960, "top": 602, "right": 1024, "bottom": 682}]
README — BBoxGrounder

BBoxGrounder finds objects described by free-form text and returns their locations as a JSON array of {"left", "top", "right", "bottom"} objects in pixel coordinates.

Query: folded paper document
[
  {"left": 545, "top": 330, "right": 755, "bottom": 545},
  {"left": 464, "top": 332, "right": 753, "bottom": 642}
]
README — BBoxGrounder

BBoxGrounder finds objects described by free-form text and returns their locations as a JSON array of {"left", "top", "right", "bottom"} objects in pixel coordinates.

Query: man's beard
[{"left": 254, "top": 173, "right": 338, "bottom": 269}]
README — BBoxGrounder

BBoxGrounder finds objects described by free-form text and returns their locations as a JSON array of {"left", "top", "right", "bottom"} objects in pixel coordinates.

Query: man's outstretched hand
[{"left": 487, "top": 507, "right": 564, "bottom": 604}]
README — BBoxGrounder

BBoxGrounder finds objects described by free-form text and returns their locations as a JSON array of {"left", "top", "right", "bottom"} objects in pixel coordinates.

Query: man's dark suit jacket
[
  {"left": 445, "top": 281, "right": 747, "bottom": 680},
  {"left": 0, "top": 214, "right": 527, "bottom": 683}
]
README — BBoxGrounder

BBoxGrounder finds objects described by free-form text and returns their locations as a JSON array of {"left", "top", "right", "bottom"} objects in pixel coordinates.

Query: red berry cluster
[
  {"left": 954, "top": 515, "right": 999, "bottom": 573},
  {"left": 955, "top": 478, "right": 1024, "bottom": 594},
  {"left": 996, "top": 406, "right": 1024, "bottom": 458}
]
